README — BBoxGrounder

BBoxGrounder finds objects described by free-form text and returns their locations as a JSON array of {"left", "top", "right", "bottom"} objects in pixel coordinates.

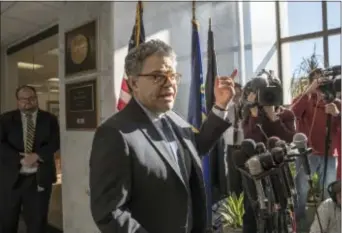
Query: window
[
  {"left": 280, "top": 2, "right": 322, "bottom": 38},
  {"left": 327, "top": 1, "right": 341, "bottom": 29},
  {"left": 281, "top": 38, "right": 324, "bottom": 104},
  {"left": 328, "top": 34, "right": 341, "bottom": 67}
]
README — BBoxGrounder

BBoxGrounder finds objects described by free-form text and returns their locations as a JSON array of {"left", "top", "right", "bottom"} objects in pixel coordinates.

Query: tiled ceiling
[{"left": 1, "top": 1, "right": 66, "bottom": 47}]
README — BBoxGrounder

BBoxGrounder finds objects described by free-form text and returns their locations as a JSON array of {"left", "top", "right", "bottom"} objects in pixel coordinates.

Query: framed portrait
[
  {"left": 47, "top": 101, "right": 60, "bottom": 120},
  {"left": 65, "top": 79, "right": 98, "bottom": 130},
  {"left": 64, "top": 20, "right": 97, "bottom": 76}
]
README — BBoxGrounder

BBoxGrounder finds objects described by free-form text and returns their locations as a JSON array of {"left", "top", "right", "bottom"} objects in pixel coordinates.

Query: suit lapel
[
  {"left": 13, "top": 110, "right": 24, "bottom": 150},
  {"left": 166, "top": 112, "right": 203, "bottom": 172},
  {"left": 124, "top": 99, "right": 187, "bottom": 188}
]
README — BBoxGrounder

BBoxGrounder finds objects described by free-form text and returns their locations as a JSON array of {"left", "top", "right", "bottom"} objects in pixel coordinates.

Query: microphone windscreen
[
  {"left": 232, "top": 150, "right": 248, "bottom": 168},
  {"left": 246, "top": 156, "right": 263, "bottom": 176},
  {"left": 271, "top": 147, "right": 285, "bottom": 164},
  {"left": 259, "top": 152, "right": 275, "bottom": 170},
  {"left": 267, "top": 136, "right": 280, "bottom": 150},
  {"left": 255, "top": 142, "right": 267, "bottom": 154},
  {"left": 241, "top": 139, "right": 256, "bottom": 158},
  {"left": 293, "top": 133, "right": 308, "bottom": 149}
]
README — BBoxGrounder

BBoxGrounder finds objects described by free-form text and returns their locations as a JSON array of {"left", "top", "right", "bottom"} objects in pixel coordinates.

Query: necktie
[
  {"left": 25, "top": 113, "right": 35, "bottom": 153},
  {"left": 160, "top": 117, "right": 178, "bottom": 163}
]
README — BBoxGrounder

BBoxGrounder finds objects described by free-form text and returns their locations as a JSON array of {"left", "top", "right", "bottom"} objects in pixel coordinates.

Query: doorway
[{"left": 7, "top": 32, "right": 63, "bottom": 231}]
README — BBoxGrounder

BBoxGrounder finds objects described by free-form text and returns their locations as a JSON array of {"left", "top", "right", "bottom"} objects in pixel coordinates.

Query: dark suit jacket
[
  {"left": 89, "top": 99, "right": 231, "bottom": 233},
  {"left": 0, "top": 109, "right": 60, "bottom": 189}
]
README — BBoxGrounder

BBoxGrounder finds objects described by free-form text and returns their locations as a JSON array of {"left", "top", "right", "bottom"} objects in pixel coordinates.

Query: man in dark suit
[
  {"left": 0, "top": 85, "right": 60, "bottom": 233},
  {"left": 89, "top": 39, "right": 237, "bottom": 233}
]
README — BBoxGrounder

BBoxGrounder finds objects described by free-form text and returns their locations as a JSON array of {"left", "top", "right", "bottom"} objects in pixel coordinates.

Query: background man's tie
[{"left": 25, "top": 113, "right": 35, "bottom": 153}]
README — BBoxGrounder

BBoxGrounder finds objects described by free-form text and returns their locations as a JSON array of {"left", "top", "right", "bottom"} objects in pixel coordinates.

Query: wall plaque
[
  {"left": 65, "top": 20, "right": 97, "bottom": 76},
  {"left": 65, "top": 79, "right": 98, "bottom": 130}
]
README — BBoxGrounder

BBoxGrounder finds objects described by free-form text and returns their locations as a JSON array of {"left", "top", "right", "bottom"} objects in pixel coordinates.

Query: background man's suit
[
  {"left": 90, "top": 99, "right": 231, "bottom": 233},
  {"left": 0, "top": 109, "right": 60, "bottom": 233}
]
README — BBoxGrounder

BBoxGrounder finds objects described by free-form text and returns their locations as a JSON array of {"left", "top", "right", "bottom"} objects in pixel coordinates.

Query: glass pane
[
  {"left": 328, "top": 34, "right": 341, "bottom": 67},
  {"left": 280, "top": 2, "right": 322, "bottom": 38},
  {"left": 281, "top": 38, "right": 324, "bottom": 103},
  {"left": 327, "top": 1, "right": 341, "bottom": 29}
]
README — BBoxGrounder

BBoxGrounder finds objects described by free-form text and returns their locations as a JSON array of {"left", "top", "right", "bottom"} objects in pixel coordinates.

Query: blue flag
[{"left": 187, "top": 19, "right": 212, "bottom": 224}]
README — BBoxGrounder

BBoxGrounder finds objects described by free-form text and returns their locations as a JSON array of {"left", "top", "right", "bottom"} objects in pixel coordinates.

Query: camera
[
  {"left": 258, "top": 85, "right": 283, "bottom": 106},
  {"left": 314, "top": 65, "right": 341, "bottom": 102},
  {"left": 255, "top": 69, "right": 283, "bottom": 106}
]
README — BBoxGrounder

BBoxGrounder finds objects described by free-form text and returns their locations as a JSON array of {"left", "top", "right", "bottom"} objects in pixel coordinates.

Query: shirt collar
[
  {"left": 21, "top": 109, "right": 38, "bottom": 118},
  {"left": 134, "top": 97, "right": 166, "bottom": 123}
]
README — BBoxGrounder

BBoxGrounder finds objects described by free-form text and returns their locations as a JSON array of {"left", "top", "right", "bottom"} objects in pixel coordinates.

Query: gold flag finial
[{"left": 192, "top": 1, "right": 196, "bottom": 20}]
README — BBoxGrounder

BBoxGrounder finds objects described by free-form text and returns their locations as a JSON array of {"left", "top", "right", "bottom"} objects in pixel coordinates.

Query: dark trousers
[
  {"left": 242, "top": 197, "right": 257, "bottom": 233},
  {"left": 0, "top": 174, "right": 52, "bottom": 233}
]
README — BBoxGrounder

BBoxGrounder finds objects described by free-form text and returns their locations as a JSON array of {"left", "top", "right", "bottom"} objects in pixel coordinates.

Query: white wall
[
  {"left": 37, "top": 92, "right": 59, "bottom": 111},
  {"left": 58, "top": 2, "right": 114, "bottom": 233}
]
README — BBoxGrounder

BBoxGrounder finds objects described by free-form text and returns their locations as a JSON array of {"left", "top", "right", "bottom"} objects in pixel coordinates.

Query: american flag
[{"left": 117, "top": 1, "right": 145, "bottom": 111}]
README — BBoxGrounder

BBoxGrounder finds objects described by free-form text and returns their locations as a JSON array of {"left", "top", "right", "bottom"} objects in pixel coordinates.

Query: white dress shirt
[
  {"left": 310, "top": 198, "right": 341, "bottom": 233},
  {"left": 222, "top": 101, "right": 243, "bottom": 145},
  {"left": 20, "top": 110, "right": 38, "bottom": 174}
]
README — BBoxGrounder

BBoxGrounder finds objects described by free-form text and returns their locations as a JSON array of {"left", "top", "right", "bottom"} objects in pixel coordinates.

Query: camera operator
[
  {"left": 310, "top": 180, "right": 341, "bottom": 233},
  {"left": 241, "top": 73, "right": 296, "bottom": 233},
  {"left": 291, "top": 70, "right": 341, "bottom": 227}
]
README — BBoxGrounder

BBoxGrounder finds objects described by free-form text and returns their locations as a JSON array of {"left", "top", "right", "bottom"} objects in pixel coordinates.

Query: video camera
[
  {"left": 311, "top": 65, "right": 341, "bottom": 102},
  {"left": 253, "top": 69, "right": 283, "bottom": 106}
]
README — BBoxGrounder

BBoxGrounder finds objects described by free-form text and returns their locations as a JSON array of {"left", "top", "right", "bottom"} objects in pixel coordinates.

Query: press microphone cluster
[{"left": 232, "top": 135, "right": 308, "bottom": 233}]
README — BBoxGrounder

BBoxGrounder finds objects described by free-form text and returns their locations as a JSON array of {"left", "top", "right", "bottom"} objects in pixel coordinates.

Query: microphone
[
  {"left": 258, "top": 151, "right": 288, "bottom": 210},
  {"left": 275, "top": 140, "right": 298, "bottom": 198},
  {"left": 271, "top": 147, "right": 292, "bottom": 200},
  {"left": 255, "top": 142, "right": 267, "bottom": 154},
  {"left": 241, "top": 139, "right": 256, "bottom": 158},
  {"left": 293, "top": 133, "right": 312, "bottom": 176},
  {"left": 232, "top": 150, "right": 258, "bottom": 209},
  {"left": 267, "top": 136, "right": 280, "bottom": 150},
  {"left": 245, "top": 156, "right": 267, "bottom": 210}
]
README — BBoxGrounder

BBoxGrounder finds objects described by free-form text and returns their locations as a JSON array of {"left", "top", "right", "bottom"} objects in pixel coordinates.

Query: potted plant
[
  {"left": 290, "top": 45, "right": 322, "bottom": 99},
  {"left": 307, "top": 172, "right": 321, "bottom": 204},
  {"left": 219, "top": 193, "right": 244, "bottom": 233}
]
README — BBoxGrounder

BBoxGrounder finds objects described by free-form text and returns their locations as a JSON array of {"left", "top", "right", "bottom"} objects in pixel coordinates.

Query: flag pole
[{"left": 192, "top": 1, "right": 196, "bottom": 21}]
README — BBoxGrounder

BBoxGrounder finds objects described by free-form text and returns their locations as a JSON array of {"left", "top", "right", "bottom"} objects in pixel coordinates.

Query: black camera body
[
  {"left": 258, "top": 85, "right": 283, "bottom": 106},
  {"left": 316, "top": 65, "right": 341, "bottom": 102}
]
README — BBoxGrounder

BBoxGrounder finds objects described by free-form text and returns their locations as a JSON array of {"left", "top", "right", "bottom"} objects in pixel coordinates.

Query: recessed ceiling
[
  {"left": 12, "top": 34, "right": 59, "bottom": 92},
  {"left": 1, "top": 1, "right": 66, "bottom": 47}
]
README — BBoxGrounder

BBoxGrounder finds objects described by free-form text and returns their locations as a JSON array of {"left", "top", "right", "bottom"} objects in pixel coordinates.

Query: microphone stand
[{"left": 322, "top": 112, "right": 332, "bottom": 201}]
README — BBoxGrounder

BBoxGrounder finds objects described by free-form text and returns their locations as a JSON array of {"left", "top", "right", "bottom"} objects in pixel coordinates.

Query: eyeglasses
[
  {"left": 18, "top": 96, "right": 37, "bottom": 102},
  {"left": 138, "top": 72, "right": 181, "bottom": 85}
]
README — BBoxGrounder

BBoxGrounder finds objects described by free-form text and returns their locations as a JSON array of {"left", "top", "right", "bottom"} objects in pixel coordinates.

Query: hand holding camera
[
  {"left": 325, "top": 103, "right": 340, "bottom": 117},
  {"left": 247, "top": 92, "right": 258, "bottom": 117}
]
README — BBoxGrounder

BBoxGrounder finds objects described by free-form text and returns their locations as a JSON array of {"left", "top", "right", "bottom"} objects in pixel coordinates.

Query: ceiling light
[
  {"left": 48, "top": 77, "right": 59, "bottom": 82},
  {"left": 17, "top": 62, "right": 43, "bottom": 70},
  {"left": 50, "top": 89, "right": 59, "bottom": 93},
  {"left": 27, "top": 84, "right": 42, "bottom": 88},
  {"left": 47, "top": 48, "right": 59, "bottom": 56}
]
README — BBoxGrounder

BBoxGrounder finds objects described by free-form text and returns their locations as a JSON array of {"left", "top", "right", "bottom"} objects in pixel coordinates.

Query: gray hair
[{"left": 124, "top": 39, "right": 176, "bottom": 77}]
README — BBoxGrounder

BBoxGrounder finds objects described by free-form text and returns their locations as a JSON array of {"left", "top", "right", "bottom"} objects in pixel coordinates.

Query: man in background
[
  {"left": 0, "top": 85, "right": 60, "bottom": 233},
  {"left": 310, "top": 180, "right": 341, "bottom": 233},
  {"left": 291, "top": 71, "right": 341, "bottom": 228}
]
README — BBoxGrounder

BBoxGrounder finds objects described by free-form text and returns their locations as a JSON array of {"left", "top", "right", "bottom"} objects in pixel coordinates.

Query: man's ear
[{"left": 127, "top": 77, "right": 136, "bottom": 92}]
